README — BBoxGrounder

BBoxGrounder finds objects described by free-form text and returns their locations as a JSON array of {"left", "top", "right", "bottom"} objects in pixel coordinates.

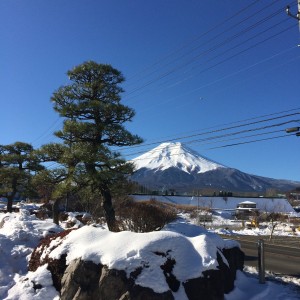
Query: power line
[
  {"left": 28, "top": 1, "right": 300, "bottom": 154},
  {"left": 125, "top": 22, "right": 295, "bottom": 102},
  {"left": 124, "top": 0, "right": 285, "bottom": 88},
  {"left": 146, "top": 106, "right": 300, "bottom": 144},
  {"left": 43, "top": 130, "right": 293, "bottom": 168},
  {"left": 208, "top": 133, "right": 294, "bottom": 150},
  {"left": 184, "top": 119, "right": 299, "bottom": 145},
  {"left": 127, "top": 45, "right": 299, "bottom": 114},
  {"left": 124, "top": 2, "right": 295, "bottom": 100},
  {"left": 123, "top": 116, "right": 299, "bottom": 159},
  {"left": 192, "top": 129, "right": 285, "bottom": 147},
  {"left": 160, "top": 17, "right": 291, "bottom": 90},
  {"left": 30, "top": 117, "right": 61, "bottom": 145},
  {"left": 37, "top": 108, "right": 300, "bottom": 159},
  {"left": 162, "top": 4, "right": 291, "bottom": 86},
  {"left": 42, "top": 114, "right": 300, "bottom": 166},
  {"left": 125, "top": 0, "right": 262, "bottom": 83},
  {"left": 129, "top": 131, "right": 296, "bottom": 162},
  {"left": 179, "top": 50, "right": 300, "bottom": 100},
  {"left": 119, "top": 108, "right": 300, "bottom": 152}
]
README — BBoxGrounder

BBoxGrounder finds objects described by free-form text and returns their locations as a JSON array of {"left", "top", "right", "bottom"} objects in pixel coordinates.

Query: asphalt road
[{"left": 220, "top": 235, "right": 300, "bottom": 278}]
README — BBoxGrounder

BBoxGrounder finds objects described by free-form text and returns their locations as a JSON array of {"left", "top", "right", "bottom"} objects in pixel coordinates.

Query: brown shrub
[
  {"left": 290, "top": 217, "right": 300, "bottom": 225},
  {"left": 116, "top": 199, "right": 177, "bottom": 232},
  {"left": 173, "top": 204, "right": 197, "bottom": 213}
]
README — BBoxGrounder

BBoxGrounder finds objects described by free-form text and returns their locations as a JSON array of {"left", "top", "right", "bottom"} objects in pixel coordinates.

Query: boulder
[
  {"left": 60, "top": 259, "right": 173, "bottom": 300},
  {"left": 58, "top": 247, "right": 244, "bottom": 300},
  {"left": 183, "top": 249, "right": 245, "bottom": 300},
  {"left": 28, "top": 229, "right": 244, "bottom": 300}
]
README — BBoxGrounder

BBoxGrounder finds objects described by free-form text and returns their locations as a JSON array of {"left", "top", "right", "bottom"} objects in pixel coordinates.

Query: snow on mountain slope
[{"left": 131, "top": 142, "right": 225, "bottom": 174}]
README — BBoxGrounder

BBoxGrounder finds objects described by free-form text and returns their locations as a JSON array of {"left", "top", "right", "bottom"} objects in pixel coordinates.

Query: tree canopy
[
  {"left": 0, "top": 142, "right": 44, "bottom": 212},
  {"left": 45, "top": 61, "right": 143, "bottom": 230}
]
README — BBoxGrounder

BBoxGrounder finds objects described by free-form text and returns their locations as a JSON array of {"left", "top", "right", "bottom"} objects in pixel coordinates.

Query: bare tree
[{"left": 261, "top": 202, "right": 284, "bottom": 241}]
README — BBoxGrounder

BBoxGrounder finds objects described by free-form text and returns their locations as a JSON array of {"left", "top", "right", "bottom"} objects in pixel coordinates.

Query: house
[{"left": 235, "top": 201, "right": 259, "bottom": 220}]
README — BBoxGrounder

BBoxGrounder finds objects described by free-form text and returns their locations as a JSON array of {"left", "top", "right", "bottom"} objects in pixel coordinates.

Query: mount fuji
[{"left": 130, "top": 142, "right": 299, "bottom": 193}]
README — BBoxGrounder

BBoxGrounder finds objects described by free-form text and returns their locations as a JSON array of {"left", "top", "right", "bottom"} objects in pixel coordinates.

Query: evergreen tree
[
  {"left": 49, "top": 61, "right": 143, "bottom": 231},
  {"left": 31, "top": 166, "right": 68, "bottom": 225},
  {"left": 0, "top": 142, "right": 43, "bottom": 212}
]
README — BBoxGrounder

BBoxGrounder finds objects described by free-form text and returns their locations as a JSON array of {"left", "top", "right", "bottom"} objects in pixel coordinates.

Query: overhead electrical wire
[
  {"left": 46, "top": 130, "right": 296, "bottom": 167},
  {"left": 124, "top": 22, "right": 295, "bottom": 102},
  {"left": 138, "top": 107, "right": 300, "bottom": 146},
  {"left": 123, "top": 1, "right": 296, "bottom": 101},
  {"left": 30, "top": 117, "right": 62, "bottom": 146},
  {"left": 43, "top": 111, "right": 299, "bottom": 169},
  {"left": 37, "top": 50, "right": 299, "bottom": 152},
  {"left": 160, "top": 17, "right": 291, "bottom": 90},
  {"left": 168, "top": 23, "right": 295, "bottom": 97},
  {"left": 182, "top": 119, "right": 299, "bottom": 145},
  {"left": 124, "top": 0, "right": 284, "bottom": 88},
  {"left": 29, "top": 1, "right": 298, "bottom": 154},
  {"left": 175, "top": 49, "right": 300, "bottom": 98},
  {"left": 140, "top": 47, "right": 300, "bottom": 112},
  {"left": 125, "top": 0, "right": 262, "bottom": 82},
  {"left": 125, "top": 44, "right": 299, "bottom": 114},
  {"left": 190, "top": 129, "right": 285, "bottom": 147},
  {"left": 129, "top": 132, "right": 296, "bottom": 162},
  {"left": 208, "top": 133, "right": 294, "bottom": 150},
  {"left": 118, "top": 108, "right": 300, "bottom": 152},
  {"left": 121, "top": 117, "right": 299, "bottom": 159}
]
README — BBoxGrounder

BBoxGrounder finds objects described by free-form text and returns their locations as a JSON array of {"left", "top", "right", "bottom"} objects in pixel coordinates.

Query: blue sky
[{"left": 1, "top": 0, "right": 300, "bottom": 182}]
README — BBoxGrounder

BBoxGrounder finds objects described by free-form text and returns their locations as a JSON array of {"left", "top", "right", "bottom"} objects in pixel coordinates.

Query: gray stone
[
  {"left": 60, "top": 259, "right": 174, "bottom": 300},
  {"left": 60, "top": 259, "right": 102, "bottom": 300},
  {"left": 29, "top": 230, "right": 244, "bottom": 300}
]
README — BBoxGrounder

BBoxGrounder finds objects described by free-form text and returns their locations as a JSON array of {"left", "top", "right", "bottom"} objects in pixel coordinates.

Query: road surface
[{"left": 220, "top": 235, "right": 300, "bottom": 277}]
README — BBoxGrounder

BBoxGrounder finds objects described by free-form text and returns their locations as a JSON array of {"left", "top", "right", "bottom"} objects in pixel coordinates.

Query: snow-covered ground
[
  {"left": 0, "top": 207, "right": 299, "bottom": 300},
  {"left": 132, "top": 195, "right": 297, "bottom": 214},
  {"left": 205, "top": 210, "right": 300, "bottom": 237}
]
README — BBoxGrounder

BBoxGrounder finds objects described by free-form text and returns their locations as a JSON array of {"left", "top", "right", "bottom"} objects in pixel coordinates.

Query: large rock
[
  {"left": 183, "top": 249, "right": 244, "bottom": 300},
  {"left": 58, "top": 247, "right": 244, "bottom": 300},
  {"left": 60, "top": 259, "right": 173, "bottom": 300},
  {"left": 29, "top": 229, "right": 244, "bottom": 300}
]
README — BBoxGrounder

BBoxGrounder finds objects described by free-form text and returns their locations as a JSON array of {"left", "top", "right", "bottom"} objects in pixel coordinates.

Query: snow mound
[{"left": 46, "top": 226, "right": 228, "bottom": 294}]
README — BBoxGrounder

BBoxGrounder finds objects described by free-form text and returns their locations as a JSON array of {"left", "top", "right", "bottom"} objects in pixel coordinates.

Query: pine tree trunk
[
  {"left": 53, "top": 198, "right": 61, "bottom": 225},
  {"left": 7, "top": 179, "right": 18, "bottom": 213},
  {"left": 101, "top": 187, "right": 119, "bottom": 232},
  {"left": 6, "top": 195, "right": 14, "bottom": 213}
]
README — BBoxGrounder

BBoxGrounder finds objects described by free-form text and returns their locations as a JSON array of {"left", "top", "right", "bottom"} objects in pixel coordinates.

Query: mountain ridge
[
  {"left": 130, "top": 142, "right": 300, "bottom": 193},
  {"left": 131, "top": 142, "right": 225, "bottom": 174}
]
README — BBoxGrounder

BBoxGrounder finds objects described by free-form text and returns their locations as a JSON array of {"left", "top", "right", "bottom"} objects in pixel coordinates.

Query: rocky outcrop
[
  {"left": 60, "top": 259, "right": 173, "bottom": 300},
  {"left": 29, "top": 233, "right": 244, "bottom": 299},
  {"left": 57, "top": 247, "right": 243, "bottom": 300},
  {"left": 183, "top": 249, "right": 245, "bottom": 300}
]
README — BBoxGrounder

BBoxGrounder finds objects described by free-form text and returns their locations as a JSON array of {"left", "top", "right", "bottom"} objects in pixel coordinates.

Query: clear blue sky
[{"left": 1, "top": 0, "right": 300, "bottom": 181}]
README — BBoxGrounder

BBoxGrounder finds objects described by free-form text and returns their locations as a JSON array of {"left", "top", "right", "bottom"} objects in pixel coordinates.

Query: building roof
[{"left": 238, "top": 201, "right": 256, "bottom": 205}]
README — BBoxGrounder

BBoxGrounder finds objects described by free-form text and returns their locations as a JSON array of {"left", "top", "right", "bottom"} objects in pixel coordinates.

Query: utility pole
[
  {"left": 286, "top": 1, "right": 300, "bottom": 44},
  {"left": 286, "top": 1, "right": 300, "bottom": 22}
]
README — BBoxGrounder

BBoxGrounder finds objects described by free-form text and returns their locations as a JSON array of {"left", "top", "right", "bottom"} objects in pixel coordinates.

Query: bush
[{"left": 117, "top": 199, "right": 177, "bottom": 232}]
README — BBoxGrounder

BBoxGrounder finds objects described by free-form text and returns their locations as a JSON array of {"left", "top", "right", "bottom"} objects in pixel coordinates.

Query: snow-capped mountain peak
[{"left": 131, "top": 142, "right": 225, "bottom": 174}]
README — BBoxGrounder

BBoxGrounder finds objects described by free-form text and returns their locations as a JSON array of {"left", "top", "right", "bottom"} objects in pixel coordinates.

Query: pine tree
[
  {"left": 0, "top": 142, "right": 43, "bottom": 212},
  {"left": 49, "top": 61, "right": 143, "bottom": 231}
]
